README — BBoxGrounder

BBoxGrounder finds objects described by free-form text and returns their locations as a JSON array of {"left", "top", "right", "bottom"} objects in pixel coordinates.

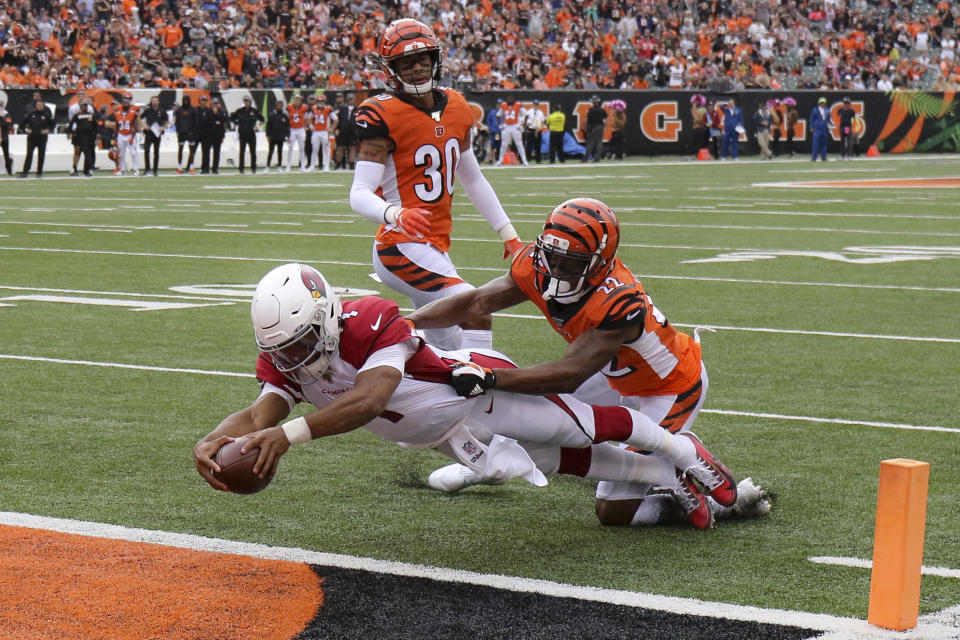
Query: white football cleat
[
  {"left": 714, "top": 477, "right": 771, "bottom": 520},
  {"left": 427, "top": 463, "right": 507, "bottom": 493}
]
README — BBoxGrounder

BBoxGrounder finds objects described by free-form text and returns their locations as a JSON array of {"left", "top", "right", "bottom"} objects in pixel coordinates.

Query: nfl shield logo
[{"left": 435, "top": 126, "right": 444, "bottom": 137}]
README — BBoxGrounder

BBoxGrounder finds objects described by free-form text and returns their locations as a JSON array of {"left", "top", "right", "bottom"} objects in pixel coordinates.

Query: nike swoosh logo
[
  {"left": 356, "top": 120, "right": 368, "bottom": 127},
  {"left": 483, "top": 396, "right": 494, "bottom": 413},
  {"left": 626, "top": 309, "right": 643, "bottom": 321},
  {"left": 370, "top": 314, "right": 382, "bottom": 331}
]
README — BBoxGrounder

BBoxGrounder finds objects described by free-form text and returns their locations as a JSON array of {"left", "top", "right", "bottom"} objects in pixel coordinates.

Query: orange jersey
[
  {"left": 354, "top": 89, "right": 474, "bottom": 253},
  {"left": 510, "top": 251, "right": 702, "bottom": 396},
  {"left": 287, "top": 104, "right": 309, "bottom": 129},
  {"left": 311, "top": 105, "right": 333, "bottom": 131},
  {"left": 499, "top": 103, "right": 522, "bottom": 126},
  {"left": 115, "top": 106, "right": 138, "bottom": 135}
]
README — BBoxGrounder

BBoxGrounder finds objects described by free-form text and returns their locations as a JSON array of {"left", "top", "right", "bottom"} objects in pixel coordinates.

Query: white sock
[
  {"left": 460, "top": 329, "right": 493, "bottom": 350},
  {"left": 630, "top": 494, "right": 685, "bottom": 526},
  {"left": 587, "top": 443, "right": 675, "bottom": 484}
]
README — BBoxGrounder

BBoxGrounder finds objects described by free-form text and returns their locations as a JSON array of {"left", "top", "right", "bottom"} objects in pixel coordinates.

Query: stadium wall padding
[{"left": 2, "top": 88, "right": 957, "bottom": 156}]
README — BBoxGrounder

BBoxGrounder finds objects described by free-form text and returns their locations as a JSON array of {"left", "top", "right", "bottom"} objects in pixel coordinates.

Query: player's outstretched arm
[
  {"left": 407, "top": 274, "right": 527, "bottom": 330},
  {"left": 493, "top": 326, "right": 637, "bottom": 395},
  {"left": 193, "top": 392, "right": 290, "bottom": 491},
  {"left": 456, "top": 147, "right": 522, "bottom": 257},
  {"left": 243, "top": 365, "right": 403, "bottom": 480}
]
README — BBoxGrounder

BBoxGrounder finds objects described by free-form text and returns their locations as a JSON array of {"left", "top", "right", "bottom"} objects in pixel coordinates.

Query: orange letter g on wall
[{"left": 640, "top": 101, "right": 682, "bottom": 142}]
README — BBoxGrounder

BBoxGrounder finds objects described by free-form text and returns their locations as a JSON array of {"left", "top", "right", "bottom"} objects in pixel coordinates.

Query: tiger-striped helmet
[
  {"left": 376, "top": 19, "right": 443, "bottom": 97},
  {"left": 534, "top": 198, "right": 620, "bottom": 302}
]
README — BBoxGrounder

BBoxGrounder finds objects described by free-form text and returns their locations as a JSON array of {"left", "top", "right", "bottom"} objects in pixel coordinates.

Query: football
[{"left": 213, "top": 436, "right": 272, "bottom": 495}]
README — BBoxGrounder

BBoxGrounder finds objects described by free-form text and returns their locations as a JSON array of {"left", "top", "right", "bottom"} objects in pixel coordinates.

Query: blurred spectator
[
  {"left": 496, "top": 95, "right": 527, "bottom": 166},
  {"left": 753, "top": 100, "right": 773, "bottom": 160},
  {"left": 523, "top": 99, "right": 545, "bottom": 164},
  {"left": 484, "top": 104, "right": 501, "bottom": 164},
  {"left": 265, "top": 99, "right": 289, "bottom": 173},
  {"left": 769, "top": 99, "right": 783, "bottom": 157},
  {"left": 114, "top": 92, "right": 140, "bottom": 176},
  {"left": 836, "top": 96, "right": 857, "bottom": 160},
  {"left": 18, "top": 97, "right": 53, "bottom": 178},
  {"left": 174, "top": 95, "right": 200, "bottom": 175},
  {"left": 583, "top": 94, "right": 606, "bottom": 162},
  {"left": 608, "top": 99, "right": 627, "bottom": 160},
  {"left": 200, "top": 97, "right": 228, "bottom": 174},
  {"left": 720, "top": 97, "right": 744, "bottom": 161},
  {"left": 0, "top": 0, "right": 954, "bottom": 93},
  {"left": 309, "top": 93, "right": 333, "bottom": 172},
  {"left": 546, "top": 102, "right": 566, "bottom": 164},
  {"left": 707, "top": 99, "right": 721, "bottom": 160},
  {"left": 809, "top": 96, "right": 830, "bottom": 161},
  {"left": 67, "top": 100, "right": 98, "bottom": 177},
  {"left": 333, "top": 93, "right": 356, "bottom": 170},
  {"left": 783, "top": 97, "right": 799, "bottom": 157},
  {"left": 689, "top": 94, "right": 709, "bottom": 156},
  {"left": 141, "top": 95, "right": 168, "bottom": 177},
  {"left": 232, "top": 95, "right": 264, "bottom": 174},
  {"left": 0, "top": 97, "right": 13, "bottom": 175}
]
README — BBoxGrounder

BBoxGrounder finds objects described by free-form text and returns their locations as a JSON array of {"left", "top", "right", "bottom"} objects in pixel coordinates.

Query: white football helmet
[{"left": 251, "top": 263, "right": 343, "bottom": 384}]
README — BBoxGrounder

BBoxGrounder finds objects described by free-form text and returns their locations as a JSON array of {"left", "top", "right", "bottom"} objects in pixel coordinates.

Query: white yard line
[
  {"left": 808, "top": 556, "right": 960, "bottom": 580},
  {"left": 0, "top": 353, "right": 956, "bottom": 432},
  {"left": 3, "top": 218, "right": 959, "bottom": 239},
  {"left": 0, "top": 511, "right": 955, "bottom": 639}
]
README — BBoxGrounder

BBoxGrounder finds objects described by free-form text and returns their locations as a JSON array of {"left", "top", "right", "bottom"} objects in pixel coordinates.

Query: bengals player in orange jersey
[
  {"left": 409, "top": 198, "right": 770, "bottom": 530},
  {"left": 349, "top": 18, "right": 522, "bottom": 352}
]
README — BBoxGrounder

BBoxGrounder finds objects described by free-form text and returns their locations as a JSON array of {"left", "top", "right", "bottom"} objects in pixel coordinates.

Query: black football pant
[
  {"left": 238, "top": 133, "right": 257, "bottom": 172},
  {"left": 22, "top": 135, "right": 48, "bottom": 176}
]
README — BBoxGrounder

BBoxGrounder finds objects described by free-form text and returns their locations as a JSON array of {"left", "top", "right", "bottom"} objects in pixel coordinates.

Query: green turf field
[{"left": 1, "top": 156, "right": 958, "bottom": 621}]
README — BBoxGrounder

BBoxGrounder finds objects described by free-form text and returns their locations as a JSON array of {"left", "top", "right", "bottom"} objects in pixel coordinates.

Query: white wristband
[
  {"left": 497, "top": 222, "right": 519, "bottom": 242},
  {"left": 281, "top": 416, "right": 312, "bottom": 444},
  {"left": 383, "top": 205, "right": 398, "bottom": 225}
]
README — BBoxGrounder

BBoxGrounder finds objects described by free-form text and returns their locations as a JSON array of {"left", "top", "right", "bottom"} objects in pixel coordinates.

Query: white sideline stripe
[
  {"left": 0, "top": 511, "right": 954, "bottom": 640},
  {"left": 0, "top": 354, "right": 249, "bottom": 378},
  {"left": 808, "top": 556, "right": 960, "bottom": 580},
  {"left": 671, "top": 323, "right": 960, "bottom": 344},
  {"left": 2, "top": 353, "right": 957, "bottom": 433},
  {"left": 2, "top": 247, "right": 958, "bottom": 294},
  {"left": 3, "top": 219, "right": 958, "bottom": 239},
  {"left": 702, "top": 409, "right": 959, "bottom": 434}
]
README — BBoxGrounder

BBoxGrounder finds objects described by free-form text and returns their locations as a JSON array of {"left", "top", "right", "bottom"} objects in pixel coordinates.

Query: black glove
[{"left": 449, "top": 361, "right": 496, "bottom": 397}]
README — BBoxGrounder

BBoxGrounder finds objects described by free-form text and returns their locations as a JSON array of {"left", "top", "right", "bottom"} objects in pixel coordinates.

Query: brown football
[{"left": 213, "top": 436, "right": 272, "bottom": 495}]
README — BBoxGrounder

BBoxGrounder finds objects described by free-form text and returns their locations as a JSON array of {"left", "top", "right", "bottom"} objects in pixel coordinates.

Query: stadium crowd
[{"left": 1, "top": 0, "right": 959, "bottom": 94}]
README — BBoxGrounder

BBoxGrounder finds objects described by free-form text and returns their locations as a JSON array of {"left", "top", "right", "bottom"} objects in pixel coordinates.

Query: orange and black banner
[{"left": 2, "top": 88, "right": 956, "bottom": 156}]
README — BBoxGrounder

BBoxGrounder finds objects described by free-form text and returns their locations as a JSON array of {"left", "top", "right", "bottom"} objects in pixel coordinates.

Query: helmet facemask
[
  {"left": 534, "top": 232, "right": 608, "bottom": 303},
  {"left": 377, "top": 19, "right": 443, "bottom": 98},
  {"left": 259, "top": 321, "right": 338, "bottom": 385}
]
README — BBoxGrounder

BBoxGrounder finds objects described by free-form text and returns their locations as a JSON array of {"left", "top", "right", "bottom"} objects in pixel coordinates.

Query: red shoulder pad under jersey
[
  {"left": 255, "top": 353, "right": 304, "bottom": 401},
  {"left": 338, "top": 297, "right": 416, "bottom": 369}
]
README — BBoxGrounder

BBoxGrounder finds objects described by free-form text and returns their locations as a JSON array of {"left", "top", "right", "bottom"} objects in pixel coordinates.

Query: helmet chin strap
[
  {"left": 542, "top": 276, "right": 591, "bottom": 303},
  {"left": 398, "top": 76, "right": 433, "bottom": 97},
  {"left": 541, "top": 277, "right": 559, "bottom": 300}
]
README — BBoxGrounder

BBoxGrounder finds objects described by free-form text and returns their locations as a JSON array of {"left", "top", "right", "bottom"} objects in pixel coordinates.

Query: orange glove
[
  {"left": 503, "top": 237, "right": 524, "bottom": 259},
  {"left": 389, "top": 207, "right": 431, "bottom": 239}
]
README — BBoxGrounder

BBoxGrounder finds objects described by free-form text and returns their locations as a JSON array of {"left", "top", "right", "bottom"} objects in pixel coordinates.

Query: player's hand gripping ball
[{"left": 213, "top": 436, "right": 272, "bottom": 494}]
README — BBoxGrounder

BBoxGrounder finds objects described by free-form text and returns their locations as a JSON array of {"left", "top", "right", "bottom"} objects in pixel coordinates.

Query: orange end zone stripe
[{"left": 0, "top": 524, "right": 323, "bottom": 640}]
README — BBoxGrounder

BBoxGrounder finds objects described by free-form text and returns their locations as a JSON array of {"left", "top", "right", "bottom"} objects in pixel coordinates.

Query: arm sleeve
[
  {"left": 349, "top": 160, "right": 393, "bottom": 225},
  {"left": 456, "top": 148, "right": 512, "bottom": 236}
]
